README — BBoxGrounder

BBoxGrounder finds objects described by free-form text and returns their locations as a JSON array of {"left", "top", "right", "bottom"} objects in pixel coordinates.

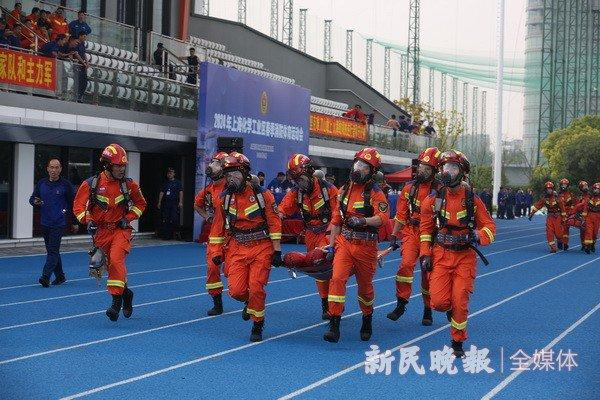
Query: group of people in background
[{"left": 496, "top": 187, "right": 535, "bottom": 219}]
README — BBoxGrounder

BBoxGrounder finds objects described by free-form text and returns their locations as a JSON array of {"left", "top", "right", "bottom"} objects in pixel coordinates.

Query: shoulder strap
[
  {"left": 120, "top": 178, "right": 132, "bottom": 212},
  {"left": 408, "top": 181, "right": 419, "bottom": 215},
  {"left": 363, "top": 182, "right": 374, "bottom": 218},
  {"left": 338, "top": 181, "right": 351, "bottom": 221},
  {"left": 86, "top": 174, "right": 100, "bottom": 213},
  {"left": 464, "top": 185, "right": 475, "bottom": 229}
]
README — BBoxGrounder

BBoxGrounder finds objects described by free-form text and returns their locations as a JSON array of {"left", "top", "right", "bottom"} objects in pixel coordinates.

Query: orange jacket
[
  {"left": 49, "top": 14, "right": 69, "bottom": 39},
  {"left": 208, "top": 183, "right": 282, "bottom": 253},
  {"left": 557, "top": 191, "right": 575, "bottom": 217},
  {"left": 572, "top": 195, "right": 600, "bottom": 216},
  {"left": 531, "top": 194, "right": 562, "bottom": 215},
  {"left": 331, "top": 182, "right": 389, "bottom": 227},
  {"left": 73, "top": 171, "right": 147, "bottom": 225},
  {"left": 278, "top": 177, "right": 338, "bottom": 227},
  {"left": 419, "top": 185, "right": 496, "bottom": 256},
  {"left": 194, "top": 179, "right": 227, "bottom": 213},
  {"left": 6, "top": 10, "right": 21, "bottom": 28},
  {"left": 394, "top": 180, "right": 438, "bottom": 227}
]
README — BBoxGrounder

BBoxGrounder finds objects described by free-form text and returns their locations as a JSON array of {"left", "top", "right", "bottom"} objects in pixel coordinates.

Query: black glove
[
  {"left": 389, "top": 235, "right": 400, "bottom": 251},
  {"left": 420, "top": 255, "right": 432, "bottom": 272},
  {"left": 272, "top": 250, "right": 283, "bottom": 267},
  {"left": 86, "top": 221, "right": 98, "bottom": 236},
  {"left": 212, "top": 255, "right": 223, "bottom": 266},
  {"left": 346, "top": 216, "right": 367, "bottom": 228},
  {"left": 324, "top": 246, "right": 335, "bottom": 263},
  {"left": 117, "top": 218, "right": 131, "bottom": 229}
]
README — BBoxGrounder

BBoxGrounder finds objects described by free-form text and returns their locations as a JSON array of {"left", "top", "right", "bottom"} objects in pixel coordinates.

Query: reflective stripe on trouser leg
[
  {"left": 396, "top": 228, "right": 419, "bottom": 300},
  {"left": 96, "top": 228, "right": 131, "bottom": 296},
  {"left": 206, "top": 251, "right": 224, "bottom": 296},
  {"left": 449, "top": 249, "right": 476, "bottom": 342}
]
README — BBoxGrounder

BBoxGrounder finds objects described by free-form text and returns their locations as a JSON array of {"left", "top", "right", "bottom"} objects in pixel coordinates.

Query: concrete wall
[{"left": 187, "top": 14, "right": 407, "bottom": 124}]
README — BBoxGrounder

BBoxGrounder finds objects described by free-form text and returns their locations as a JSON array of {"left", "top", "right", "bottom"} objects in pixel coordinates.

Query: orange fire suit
[
  {"left": 558, "top": 191, "right": 575, "bottom": 246},
  {"left": 49, "top": 14, "right": 69, "bottom": 40},
  {"left": 209, "top": 183, "right": 282, "bottom": 322},
  {"left": 572, "top": 195, "right": 600, "bottom": 248},
  {"left": 73, "top": 171, "right": 147, "bottom": 295},
  {"left": 393, "top": 180, "right": 437, "bottom": 307},
  {"left": 531, "top": 194, "right": 565, "bottom": 251},
  {"left": 328, "top": 182, "right": 390, "bottom": 317},
  {"left": 278, "top": 177, "right": 338, "bottom": 299},
  {"left": 194, "top": 179, "right": 227, "bottom": 296},
  {"left": 419, "top": 186, "right": 496, "bottom": 342}
]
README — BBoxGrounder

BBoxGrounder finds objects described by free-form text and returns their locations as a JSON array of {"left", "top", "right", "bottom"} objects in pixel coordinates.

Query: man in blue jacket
[
  {"left": 30, "top": 158, "right": 78, "bottom": 287},
  {"left": 68, "top": 10, "right": 92, "bottom": 38}
]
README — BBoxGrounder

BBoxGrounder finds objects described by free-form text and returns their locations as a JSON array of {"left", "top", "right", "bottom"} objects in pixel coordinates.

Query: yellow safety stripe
[
  {"left": 328, "top": 294, "right": 345, "bottom": 303},
  {"left": 396, "top": 275, "right": 414, "bottom": 283},
  {"left": 420, "top": 234, "right": 432, "bottom": 242},
  {"left": 357, "top": 296, "right": 374, "bottom": 306},
  {"left": 413, "top": 198, "right": 421, "bottom": 206},
  {"left": 421, "top": 287, "right": 430, "bottom": 296},
  {"left": 394, "top": 216, "right": 406, "bottom": 224},
  {"left": 456, "top": 210, "right": 468, "bottom": 219},
  {"left": 584, "top": 240, "right": 593, "bottom": 244},
  {"left": 353, "top": 201, "right": 365, "bottom": 209},
  {"left": 315, "top": 279, "right": 327, "bottom": 283},
  {"left": 107, "top": 280, "right": 125, "bottom": 288},
  {"left": 76, "top": 211, "right": 86, "bottom": 222},
  {"left": 228, "top": 207, "right": 237, "bottom": 216},
  {"left": 561, "top": 212, "right": 567, "bottom": 216},
  {"left": 404, "top": 192, "right": 410, "bottom": 199},
  {"left": 314, "top": 198, "right": 325, "bottom": 210},
  {"left": 531, "top": 207, "right": 538, "bottom": 213},
  {"left": 441, "top": 210, "right": 451, "bottom": 219},
  {"left": 246, "top": 308, "right": 265, "bottom": 318},
  {"left": 343, "top": 197, "right": 348, "bottom": 205},
  {"left": 302, "top": 203, "right": 310, "bottom": 211},
  {"left": 548, "top": 241, "right": 556, "bottom": 245},
  {"left": 205, "top": 282, "right": 224, "bottom": 290},
  {"left": 244, "top": 203, "right": 260, "bottom": 216},
  {"left": 115, "top": 194, "right": 124, "bottom": 204},
  {"left": 451, "top": 318, "right": 467, "bottom": 330},
  {"left": 208, "top": 236, "right": 224, "bottom": 244},
  {"left": 96, "top": 195, "right": 109, "bottom": 204},
  {"left": 270, "top": 232, "right": 282, "bottom": 240},
  {"left": 130, "top": 206, "right": 143, "bottom": 217},
  {"left": 482, "top": 227, "right": 495, "bottom": 243}
]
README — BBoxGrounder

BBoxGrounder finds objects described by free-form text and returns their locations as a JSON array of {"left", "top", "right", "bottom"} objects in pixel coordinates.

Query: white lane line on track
[
  {"left": 277, "top": 255, "right": 600, "bottom": 400},
  {"left": 59, "top": 255, "right": 599, "bottom": 400},
  {"left": 481, "top": 301, "right": 600, "bottom": 400}
]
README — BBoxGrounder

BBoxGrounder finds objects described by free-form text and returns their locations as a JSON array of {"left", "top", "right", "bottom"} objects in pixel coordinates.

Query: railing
[
  {"left": 367, "top": 124, "right": 433, "bottom": 153},
  {"left": 1, "top": 0, "right": 138, "bottom": 53}
]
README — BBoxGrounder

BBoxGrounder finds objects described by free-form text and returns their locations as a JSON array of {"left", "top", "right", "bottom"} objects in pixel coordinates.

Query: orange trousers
[
  {"left": 429, "top": 245, "right": 476, "bottom": 342},
  {"left": 205, "top": 248, "right": 224, "bottom": 296},
  {"left": 224, "top": 238, "right": 273, "bottom": 322},
  {"left": 545, "top": 214, "right": 565, "bottom": 250},
  {"left": 328, "top": 235, "right": 377, "bottom": 317},
  {"left": 94, "top": 227, "right": 132, "bottom": 295},
  {"left": 394, "top": 225, "right": 430, "bottom": 307},
  {"left": 584, "top": 212, "right": 599, "bottom": 246},
  {"left": 305, "top": 230, "right": 330, "bottom": 299}
]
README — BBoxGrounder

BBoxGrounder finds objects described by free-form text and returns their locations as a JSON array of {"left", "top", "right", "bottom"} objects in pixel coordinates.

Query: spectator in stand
[
  {"left": 367, "top": 112, "right": 375, "bottom": 125},
  {"left": 424, "top": 121, "right": 436, "bottom": 135},
  {"left": 525, "top": 188, "right": 534, "bottom": 217},
  {"left": 39, "top": 33, "right": 67, "bottom": 58},
  {"left": 20, "top": 19, "right": 39, "bottom": 50},
  {"left": 49, "top": 7, "right": 69, "bottom": 41},
  {"left": 342, "top": 104, "right": 366, "bottom": 124},
  {"left": 0, "top": 20, "right": 6, "bottom": 44},
  {"left": 386, "top": 114, "right": 400, "bottom": 137},
  {"left": 68, "top": 10, "right": 91, "bottom": 38},
  {"left": 268, "top": 172, "right": 292, "bottom": 192},
  {"left": 5, "top": 24, "right": 22, "bottom": 48},
  {"left": 398, "top": 114, "right": 410, "bottom": 131},
  {"left": 74, "top": 32, "right": 89, "bottom": 101},
  {"left": 178, "top": 47, "right": 199, "bottom": 85},
  {"left": 6, "top": 2, "right": 23, "bottom": 29},
  {"left": 257, "top": 171, "right": 266, "bottom": 187},
  {"left": 36, "top": 10, "right": 53, "bottom": 39},
  {"left": 26, "top": 7, "right": 40, "bottom": 24},
  {"left": 153, "top": 42, "right": 167, "bottom": 72}
]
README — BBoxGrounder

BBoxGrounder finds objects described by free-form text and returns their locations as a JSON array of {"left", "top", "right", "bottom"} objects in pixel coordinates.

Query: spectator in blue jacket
[
  {"left": 68, "top": 10, "right": 91, "bottom": 38},
  {"left": 506, "top": 187, "right": 515, "bottom": 219},
  {"left": 29, "top": 158, "right": 78, "bottom": 287},
  {"left": 515, "top": 189, "right": 525, "bottom": 217},
  {"left": 525, "top": 188, "right": 534, "bottom": 217},
  {"left": 497, "top": 187, "right": 507, "bottom": 219}
]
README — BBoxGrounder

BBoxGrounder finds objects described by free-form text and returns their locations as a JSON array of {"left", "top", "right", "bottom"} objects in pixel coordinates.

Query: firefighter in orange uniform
[
  {"left": 323, "top": 147, "right": 389, "bottom": 343},
  {"left": 571, "top": 182, "right": 600, "bottom": 254},
  {"left": 529, "top": 181, "right": 564, "bottom": 253},
  {"left": 278, "top": 154, "right": 338, "bottom": 320},
  {"left": 194, "top": 151, "right": 228, "bottom": 316},
  {"left": 387, "top": 147, "right": 441, "bottom": 326},
  {"left": 419, "top": 150, "right": 495, "bottom": 357},
  {"left": 73, "top": 144, "right": 147, "bottom": 321},
  {"left": 571, "top": 181, "right": 590, "bottom": 247},
  {"left": 557, "top": 178, "right": 574, "bottom": 250},
  {"left": 208, "top": 152, "right": 283, "bottom": 342}
]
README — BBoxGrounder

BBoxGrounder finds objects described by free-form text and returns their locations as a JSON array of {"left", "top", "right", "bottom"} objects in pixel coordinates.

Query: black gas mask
[
  {"left": 440, "top": 162, "right": 463, "bottom": 188},
  {"left": 225, "top": 169, "right": 246, "bottom": 193},
  {"left": 415, "top": 163, "right": 435, "bottom": 183},
  {"left": 350, "top": 160, "right": 372, "bottom": 184},
  {"left": 205, "top": 159, "right": 224, "bottom": 180},
  {"left": 291, "top": 174, "right": 314, "bottom": 194}
]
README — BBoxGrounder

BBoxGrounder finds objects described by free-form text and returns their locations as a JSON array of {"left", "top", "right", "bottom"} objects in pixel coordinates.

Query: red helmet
[
  {"left": 354, "top": 147, "right": 381, "bottom": 169},
  {"left": 578, "top": 180, "right": 589, "bottom": 191},
  {"left": 559, "top": 178, "right": 569, "bottom": 186},
  {"left": 100, "top": 144, "right": 128, "bottom": 166},
  {"left": 287, "top": 154, "right": 313, "bottom": 178},
  {"left": 544, "top": 181, "right": 555, "bottom": 189},
  {"left": 593, "top": 182, "right": 600, "bottom": 191},
  {"left": 439, "top": 149, "right": 470, "bottom": 174},
  {"left": 222, "top": 151, "right": 250, "bottom": 173},
  {"left": 212, "top": 151, "right": 229, "bottom": 162},
  {"left": 417, "top": 147, "right": 441, "bottom": 168}
]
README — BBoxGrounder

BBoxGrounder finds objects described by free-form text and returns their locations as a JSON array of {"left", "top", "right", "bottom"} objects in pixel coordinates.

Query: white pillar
[
  {"left": 493, "top": 0, "right": 504, "bottom": 209},
  {"left": 12, "top": 143, "right": 35, "bottom": 238},
  {"left": 128, "top": 151, "right": 141, "bottom": 231}
]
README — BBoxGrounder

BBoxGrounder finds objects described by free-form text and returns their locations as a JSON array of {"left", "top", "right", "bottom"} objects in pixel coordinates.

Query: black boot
[
  {"left": 451, "top": 340, "right": 465, "bottom": 358},
  {"left": 563, "top": 243, "right": 569, "bottom": 251},
  {"left": 446, "top": 310, "right": 452, "bottom": 322},
  {"left": 122, "top": 287, "right": 134, "bottom": 318},
  {"left": 241, "top": 302, "right": 250, "bottom": 321},
  {"left": 321, "top": 298, "right": 329, "bottom": 320},
  {"left": 422, "top": 307, "right": 433, "bottom": 326},
  {"left": 51, "top": 275, "right": 66, "bottom": 286},
  {"left": 250, "top": 320, "right": 264, "bottom": 342},
  {"left": 207, "top": 293, "right": 223, "bottom": 316},
  {"left": 323, "top": 316, "right": 341, "bottom": 343},
  {"left": 557, "top": 242, "right": 564, "bottom": 250},
  {"left": 386, "top": 297, "right": 408, "bottom": 321},
  {"left": 584, "top": 245, "right": 591, "bottom": 254},
  {"left": 592, "top": 242, "right": 596, "bottom": 253},
  {"left": 38, "top": 276, "right": 50, "bottom": 288},
  {"left": 106, "top": 295, "right": 122, "bottom": 321},
  {"left": 360, "top": 314, "right": 372, "bottom": 341}
]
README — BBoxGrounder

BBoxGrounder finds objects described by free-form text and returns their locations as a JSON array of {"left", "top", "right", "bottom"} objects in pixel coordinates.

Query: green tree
[{"left": 541, "top": 116, "right": 600, "bottom": 185}]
